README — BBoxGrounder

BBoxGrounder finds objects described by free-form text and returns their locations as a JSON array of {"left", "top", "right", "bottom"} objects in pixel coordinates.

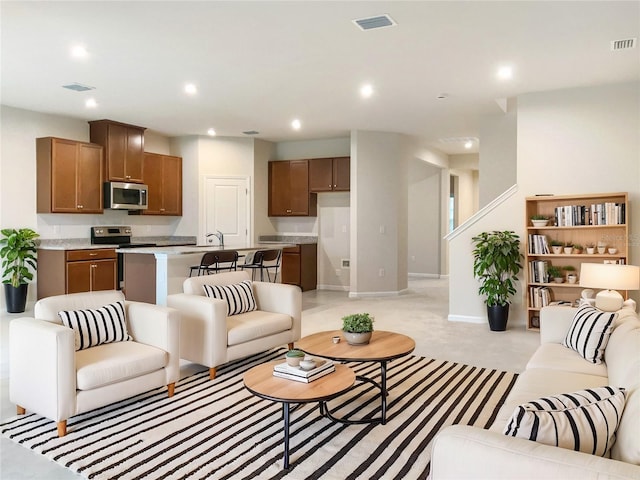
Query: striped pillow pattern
[
  {"left": 58, "top": 301, "right": 131, "bottom": 351},
  {"left": 203, "top": 280, "right": 257, "bottom": 316},
  {"left": 504, "top": 386, "right": 626, "bottom": 457},
  {"left": 563, "top": 304, "right": 617, "bottom": 364}
]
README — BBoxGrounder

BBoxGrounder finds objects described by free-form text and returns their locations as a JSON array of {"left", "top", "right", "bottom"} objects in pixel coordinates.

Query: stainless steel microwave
[{"left": 104, "top": 182, "right": 148, "bottom": 210}]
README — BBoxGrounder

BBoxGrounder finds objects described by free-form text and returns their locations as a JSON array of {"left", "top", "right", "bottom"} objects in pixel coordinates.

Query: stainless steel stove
[
  {"left": 90, "top": 226, "right": 156, "bottom": 289},
  {"left": 90, "top": 226, "right": 156, "bottom": 248}
]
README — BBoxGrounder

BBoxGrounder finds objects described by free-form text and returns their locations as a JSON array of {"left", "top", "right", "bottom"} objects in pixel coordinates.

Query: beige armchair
[
  {"left": 10, "top": 290, "right": 180, "bottom": 436},
  {"left": 167, "top": 271, "right": 301, "bottom": 379}
]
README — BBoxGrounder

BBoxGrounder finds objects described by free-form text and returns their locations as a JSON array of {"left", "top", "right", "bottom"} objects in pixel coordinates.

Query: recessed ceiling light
[
  {"left": 464, "top": 140, "right": 473, "bottom": 149},
  {"left": 360, "top": 84, "right": 374, "bottom": 98},
  {"left": 85, "top": 98, "right": 97, "bottom": 108},
  {"left": 436, "top": 93, "right": 449, "bottom": 99},
  {"left": 497, "top": 66, "right": 513, "bottom": 80},
  {"left": 70, "top": 45, "right": 88, "bottom": 58},
  {"left": 184, "top": 83, "right": 197, "bottom": 95},
  {"left": 291, "top": 119, "right": 301, "bottom": 130},
  {"left": 207, "top": 128, "right": 216, "bottom": 136}
]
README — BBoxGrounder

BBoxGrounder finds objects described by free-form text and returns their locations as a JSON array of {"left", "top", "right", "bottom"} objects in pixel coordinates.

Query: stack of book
[{"left": 273, "top": 359, "right": 336, "bottom": 383}]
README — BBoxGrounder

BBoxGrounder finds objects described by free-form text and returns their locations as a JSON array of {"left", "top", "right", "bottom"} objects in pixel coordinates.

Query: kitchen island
[{"left": 117, "top": 244, "right": 295, "bottom": 305}]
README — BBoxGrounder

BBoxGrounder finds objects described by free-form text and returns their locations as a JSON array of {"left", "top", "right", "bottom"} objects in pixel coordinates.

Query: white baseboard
[
  {"left": 316, "top": 284, "right": 350, "bottom": 292},
  {"left": 448, "top": 314, "right": 485, "bottom": 324},
  {"left": 348, "top": 288, "right": 409, "bottom": 298},
  {"left": 408, "top": 273, "right": 441, "bottom": 279}
]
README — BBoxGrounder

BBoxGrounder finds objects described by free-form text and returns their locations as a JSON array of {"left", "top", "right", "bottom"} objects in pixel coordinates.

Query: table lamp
[{"left": 579, "top": 263, "right": 640, "bottom": 311}]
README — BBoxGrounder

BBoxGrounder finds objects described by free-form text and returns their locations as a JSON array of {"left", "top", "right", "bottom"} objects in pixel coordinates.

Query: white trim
[
  {"left": 408, "top": 273, "right": 441, "bottom": 279},
  {"left": 349, "top": 288, "right": 409, "bottom": 298},
  {"left": 317, "top": 284, "right": 350, "bottom": 292},
  {"left": 447, "top": 314, "right": 485, "bottom": 324},
  {"left": 444, "top": 184, "right": 519, "bottom": 241}
]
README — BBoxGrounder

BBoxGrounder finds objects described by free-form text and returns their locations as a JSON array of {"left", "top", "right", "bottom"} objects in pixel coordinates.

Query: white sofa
[
  {"left": 10, "top": 290, "right": 180, "bottom": 437},
  {"left": 167, "top": 271, "right": 301, "bottom": 379},
  {"left": 431, "top": 305, "right": 640, "bottom": 479}
]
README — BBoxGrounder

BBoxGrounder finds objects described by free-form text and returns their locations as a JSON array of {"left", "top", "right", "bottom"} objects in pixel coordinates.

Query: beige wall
[
  {"left": 479, "top": 99, "right": 517, "bottom": 208},
  {"left": 448, "top": 81, "right": 640, "bottom": 325},
  {"left": 350, "top": 130, "right": 409, "bottom": 296}
]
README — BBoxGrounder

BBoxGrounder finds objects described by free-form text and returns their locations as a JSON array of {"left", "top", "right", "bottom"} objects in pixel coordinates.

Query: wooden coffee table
[
  {"left": 296, "top": 330, "right": 415, "bottom": 425},
  {"left": 243, "top": 361, "right": 355, "bottom": 469}
]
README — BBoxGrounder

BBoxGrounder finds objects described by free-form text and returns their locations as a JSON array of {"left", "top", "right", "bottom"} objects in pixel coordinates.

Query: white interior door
[{"left": 203, "top": 176, "right": 250, "bottom": 247}]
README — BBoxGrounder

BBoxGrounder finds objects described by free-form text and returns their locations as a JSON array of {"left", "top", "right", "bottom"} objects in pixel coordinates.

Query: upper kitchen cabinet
[
  {"left": 309, "top": 157, "right": 350, "bottom": 192},
  {"left": 142, "top": 152, "right": 182, "bottom": 216},
  {"left": 268, "top": 160, "right": 317, "bottom": 217},
  {"left": 89, "top": 119, "right": 146, "bottom": 183},
  {"left": 36, "top": 137, "right": 103, "bottom": 214}
]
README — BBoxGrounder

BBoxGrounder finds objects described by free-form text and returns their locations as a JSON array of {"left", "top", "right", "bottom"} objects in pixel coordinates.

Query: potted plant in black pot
[
  {"left": 1, "top": 228, "right": 39, "bottom": 313},
  {"left": 471, "top": 230, "right": 523, "bottom": 331}
]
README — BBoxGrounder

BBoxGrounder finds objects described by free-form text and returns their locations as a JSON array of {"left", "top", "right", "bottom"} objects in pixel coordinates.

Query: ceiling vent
[
  {"left": 352, "top": 14, "right": 396, "bottom": 31},
  {"left": 242, "top": 130, "right": 260, "bottom": 136},
  {"left": 611, "top": 38, "right": 636, "bottom": 51},
  {"left": 62, "top": 83, "right": 95, "bottom": 92}
]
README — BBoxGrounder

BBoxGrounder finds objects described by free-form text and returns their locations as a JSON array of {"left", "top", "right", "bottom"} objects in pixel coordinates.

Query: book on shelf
[
  {"left": 529, "top": 286, "right": 552, "bottom": 308},
  {"left": 528, "top": 260, "right": 549, "bottom": 283},
  {"left": 553, "top": 202, "right": 625, "bottom": 226},
  {"left": 527, "top": 234, "right": 550, "bottom": 254},
  {"left": 273, "top": 359, "right": 336, "bottom": 383}
]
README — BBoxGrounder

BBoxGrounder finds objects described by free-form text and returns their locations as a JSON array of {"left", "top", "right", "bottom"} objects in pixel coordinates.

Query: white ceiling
[{"left": 1, "top": 1, "right": 638, "bottom": 155}]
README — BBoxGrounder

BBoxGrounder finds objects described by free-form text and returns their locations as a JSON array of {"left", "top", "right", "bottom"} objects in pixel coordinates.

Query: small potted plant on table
[{"left": 342, "top": 312, "right": 374, "bottom": 345}]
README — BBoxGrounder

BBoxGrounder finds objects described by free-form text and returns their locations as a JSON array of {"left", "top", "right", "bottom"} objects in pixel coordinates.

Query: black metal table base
[
  {"left": 279, "top": 361, "right": 388, "bottom": 469},
  {"left": 320, "top": 360, "right": 388, "bottom": 425}
]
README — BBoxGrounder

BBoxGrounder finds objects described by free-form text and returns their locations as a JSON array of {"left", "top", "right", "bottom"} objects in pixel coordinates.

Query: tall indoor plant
[
  {"left": 471, "top": 230, "right": 523, "bottom": 331},
  {"left": 1, "top": 228, "right": 39, "bottom": 313}
]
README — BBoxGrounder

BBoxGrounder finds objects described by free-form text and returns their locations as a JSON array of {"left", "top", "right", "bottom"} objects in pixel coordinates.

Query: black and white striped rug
[{"left": 1, "top": 349, "right": 517, "bottom": 479}]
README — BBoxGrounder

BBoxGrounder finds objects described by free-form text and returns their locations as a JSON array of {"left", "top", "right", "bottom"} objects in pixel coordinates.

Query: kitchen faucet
[{"left": 206, "top": 230, "right": 224, "bottom": 248}]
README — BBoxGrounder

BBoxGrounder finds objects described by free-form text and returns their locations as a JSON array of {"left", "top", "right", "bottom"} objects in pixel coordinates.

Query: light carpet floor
[{"left": 1, "top": 348, "right": 518, "bottom": 480}]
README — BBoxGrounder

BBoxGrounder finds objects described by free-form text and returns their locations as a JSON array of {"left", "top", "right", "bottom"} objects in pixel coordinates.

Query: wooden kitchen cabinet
[
  {"left": 309, "top": 157, "right": 350, "bottom": 192},
  {"left": 142, "top": 152, "right": 182, "bottom": 216},
  {"left": 89, "top": 119, "right": 146, "bottom": 183},
  {"left": 36, "top": 137, "right": 103, "bottom": 214},
  {"left": 282, "top": 243, "right": 317, "bottom": 291},
  {"left": 268, "top": 160, "right": 317, "bottom": 216},
  {"left": 37, "top": 249, "right": 117, "bottom": 299}
]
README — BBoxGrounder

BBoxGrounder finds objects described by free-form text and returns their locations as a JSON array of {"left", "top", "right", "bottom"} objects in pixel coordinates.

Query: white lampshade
[{"left": 580, "top": 263, "right": 640, "bottom": 311}]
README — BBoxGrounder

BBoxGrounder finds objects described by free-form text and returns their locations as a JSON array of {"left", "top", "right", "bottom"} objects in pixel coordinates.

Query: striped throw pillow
[
  {"left": 563, "top": 304, "right": 618, "bottom": 364},
  {"left": 203, "top": 280, "right": 257, "bottom": 316},
  {"left": 58, "top": 301, "right": 131, "bottom": 351},
  {"left": 504, "top": 386, "right": 626, "bottom": 457}
]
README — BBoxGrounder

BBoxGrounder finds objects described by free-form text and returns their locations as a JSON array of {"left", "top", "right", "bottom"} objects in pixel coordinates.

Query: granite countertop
[
  {"left": 37, "top": 236, "right": 197, "bottom": 250},
  {"left": 258, "top": 235, "right": 317, "bottom": 244},
  {"left": 116, "top": 243, "right": 296, "bottom": 255}
]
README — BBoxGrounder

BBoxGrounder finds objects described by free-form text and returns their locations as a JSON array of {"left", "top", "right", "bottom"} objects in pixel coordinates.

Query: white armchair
[
  {"left": 167, "top": 271, "right": 301, "bottom": 379},
  {"left": 9, "top": 290, "right": 180, "bottom": 436}
]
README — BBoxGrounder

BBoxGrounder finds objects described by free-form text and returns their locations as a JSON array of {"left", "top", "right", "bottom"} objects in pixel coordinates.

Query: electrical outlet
[
  {"left": 379, "top": 268, "right": 385, "bottom": 277},
  {"left": 379, "top": 225, "right": 386, "bottom": 234},
  {"left": 411, "top": 255, "right": 416, "bottom": 261},
  {"left": 341, "top": 225, "right": 347, "bottom": 233},
  {"left": 335, "top": 269, "right": 341, "bottom": 276}
]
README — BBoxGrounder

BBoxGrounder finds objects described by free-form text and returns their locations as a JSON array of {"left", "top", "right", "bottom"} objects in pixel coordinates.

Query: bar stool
[
  {"left": 189, "top": 250, "right": 239, "bottom": 277},
  {"left": 242, "top": 249, "right": 281, "bottom": 282}
]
